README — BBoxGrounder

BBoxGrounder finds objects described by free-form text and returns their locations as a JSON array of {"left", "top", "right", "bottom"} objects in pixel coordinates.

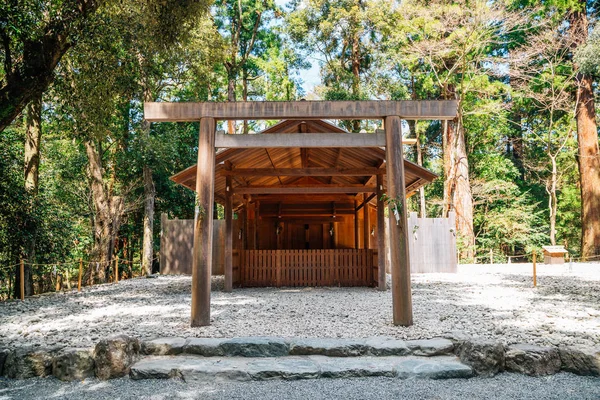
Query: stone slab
[
  {"left": 184, "top": 338, "right": 226, "bottom": 356},
  {"left": 559, "top": 346, "right": 600, "bottom": 376},
  {"left": 289, "top": 338, "right": 367, "bottom": 357},
  {"left": 505, "top": 344, "right": 561, "bottom": 376},
  {"left": 219, "top": 337, "right": 289, "bottom": 357},
  {"left": 406, "top": 338, "right": 454, "bottom": 356},
  {"left": 394, "top": 356, "right": 473, "bottom": 379},
  {"left": 142, "top": 338, "right": 187, "bottom": 356},
  {"left": 3, "top": 347, "right": 54, "bottom": 379},
  {"left": 364, "top": 337, "right": 411, "bottom": 356},
  {"left": 52, "top": 348, "right": 95, "bottom": 382},
  {"left": 311, "top": 355, "right": 396, "bottom": 378},
  {"left": 130, "top": 355, "right": 473, "bottom": 382}
]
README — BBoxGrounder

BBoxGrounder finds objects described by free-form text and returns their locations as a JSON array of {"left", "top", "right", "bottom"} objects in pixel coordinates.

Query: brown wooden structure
[{"left": 145, "top": 100, "right": 458, "bottom": 328}]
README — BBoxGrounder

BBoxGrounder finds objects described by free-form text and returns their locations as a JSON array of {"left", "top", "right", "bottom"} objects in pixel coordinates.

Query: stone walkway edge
[{"left": 0, "top": 335, "right": 598, "bottom": 382}]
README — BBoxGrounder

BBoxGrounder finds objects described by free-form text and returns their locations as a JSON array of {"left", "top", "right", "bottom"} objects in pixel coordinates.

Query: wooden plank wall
[
  {"left": 407, "top": 212, "right": 457, "bottom": 273},
  {"left": 160, "top": 215, "right": 241, "bottom": 276},
  {"left": 241, "top": 249, "right": 374, "bottom": 287}
]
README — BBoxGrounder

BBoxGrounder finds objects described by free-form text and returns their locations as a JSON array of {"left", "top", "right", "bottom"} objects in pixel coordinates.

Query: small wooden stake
[
  {"left": 532, "top": 251, "right": 537, "bottom": 287},
  {"left": 115, "top": 257, "right": 119, "bottom": 283},
  {"left": 78, "top": 258, "right": 83, "bottom": 292},
  {"left": 55, "top": 267, "right": 61, "bottom": 291},
  {"left": 19, "top": 259, "right": 25, "bottom": 300}
]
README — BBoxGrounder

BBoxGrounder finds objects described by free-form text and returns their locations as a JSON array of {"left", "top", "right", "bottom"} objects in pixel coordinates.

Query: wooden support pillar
[
  {"left": 224, "top": 165, "right": 233, "bottom": 292},
  {"left": 376, "top": 174, "right": 386, "bottom": 290},
  {"left": 191, "top": 117, "right": 216, "bottom": 327},
  {"left": 160, "top": 213, "right": 167, "bottom": 274},
  {"left": 354, "top": 199, "right": 359, "bottom": 249},
  {"left": 363, "top": 193, "right": 370, "bottom": 249},
  {"left": 243, "top": 196, "right": 249, "bottom": 251},
  {"left": 254, "top": 200, "right": 260, "bottom": 250},
  {"left": 385, "top": 115, "right": 413, "bottom": 326}
]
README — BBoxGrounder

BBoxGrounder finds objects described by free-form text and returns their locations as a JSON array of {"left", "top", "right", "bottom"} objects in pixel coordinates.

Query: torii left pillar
[{"left": 191, "top": 117, "right": 215, "bottom": 327}]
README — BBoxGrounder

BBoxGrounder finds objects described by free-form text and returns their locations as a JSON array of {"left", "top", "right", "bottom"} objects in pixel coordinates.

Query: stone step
[
  {"left": 130, "top": 355, "right": 473, "bottom": 382},
  {"left": 142, "top": 337, "right": 455, "bottom": 358}
]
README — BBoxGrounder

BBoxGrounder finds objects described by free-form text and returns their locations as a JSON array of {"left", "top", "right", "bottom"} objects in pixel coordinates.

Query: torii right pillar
[{"left": 385, "top": 116, "right": 413, "bottom": 326}]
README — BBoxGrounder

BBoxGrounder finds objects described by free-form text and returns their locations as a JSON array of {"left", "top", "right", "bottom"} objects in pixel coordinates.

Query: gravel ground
[
  {"left": 1, "top": 373, "right": 599, "bottom": 400},
  {"left": 0, "top": 263, "right": 599, "bottom": 350}
]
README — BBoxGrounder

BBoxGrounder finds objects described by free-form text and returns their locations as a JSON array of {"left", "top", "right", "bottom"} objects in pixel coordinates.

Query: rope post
[
  {"left": 19, "top": 259, "right": 25, "bottom": 300},
  {"left": 532, "top": 251, "right": 537, "bottom": 288},
  {"left": 78, "top": 258, "right": 83, "bottom": 292},
  {"left": 115, "top": 256, "right": 119, "bottom": 283},
  {"left": 55, "top": 265, "right": 61, "bottom": 292}
]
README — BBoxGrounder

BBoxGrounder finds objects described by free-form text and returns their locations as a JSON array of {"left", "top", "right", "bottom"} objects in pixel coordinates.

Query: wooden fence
[
  {"left": 407, "top": 212, "right": 457, "bottom": 273},
  {"left": 241, "top": 249, "right": 374, "bottom": 287}
]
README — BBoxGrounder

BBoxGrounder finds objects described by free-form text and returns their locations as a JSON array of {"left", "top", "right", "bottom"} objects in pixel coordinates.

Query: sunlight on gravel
[{"left": 0, "top": 263, "right": 598, "bottom": 350}]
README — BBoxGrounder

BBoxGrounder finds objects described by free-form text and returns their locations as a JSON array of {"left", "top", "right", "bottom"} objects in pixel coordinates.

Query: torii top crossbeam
[{"left": 144, "top": 100, "right": 458, "bottom": 121}]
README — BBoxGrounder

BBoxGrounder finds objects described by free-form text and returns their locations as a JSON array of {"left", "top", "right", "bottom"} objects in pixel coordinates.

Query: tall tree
[
  {"left": 214, "top": 0, "right": 278, "bottom": 133},
  {"left": 569, "top": 2, "right": 600, "bottom": 259},
  {"left": 288, "top": 0, "right": 375, "bottom": 132}
]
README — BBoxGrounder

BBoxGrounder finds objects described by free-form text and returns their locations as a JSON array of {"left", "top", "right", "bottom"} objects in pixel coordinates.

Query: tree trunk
[
  {"left": 22, "top": 94, "right": 43, "bottom": 296},
  {"left": 24, "top": 94, "right": 42, "bottom": 193},
  {"left": 443, "top": 116, "right": 475, "bottom": 260},
  {"left": 142, "top": 165, "right": 155, "bottom": 275},
  {"left": 141, "top": 88, "right": 155, "bottom": 276},
  {"left": 548, "top": 155, "right": 558, "bottom": 246},
  {"left": 570, "top": 7, "right": 600, "bottom": 259},
  {"left": 242, "top": 68, "right": 249, "bottom": 134},
  {"left": 350, "top": 31, "right": 361, "bottom": 133},
  {"left": 227, "top": 68, "right": 237, "bottom": 134},
  {"left": 84, "top": 140, "right": 124, "bottom": 283},
  {"left": 408, "top": 120, "right": 426, "bottom": 218}
]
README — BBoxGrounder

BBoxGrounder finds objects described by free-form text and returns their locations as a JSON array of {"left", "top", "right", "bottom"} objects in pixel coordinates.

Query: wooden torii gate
[{"left": 144, "top": 100, "right": 458, "bottom": 328}]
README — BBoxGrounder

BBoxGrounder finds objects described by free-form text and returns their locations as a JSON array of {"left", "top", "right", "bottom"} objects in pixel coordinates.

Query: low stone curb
[
  {"left": 129, "top": 355, "right": 474, "bottom": 382},
  {"left": 0, "top": 336, "right": 598, "bottom": 381}
]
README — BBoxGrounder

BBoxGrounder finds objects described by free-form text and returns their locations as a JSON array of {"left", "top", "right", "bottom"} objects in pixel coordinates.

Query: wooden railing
[{"left": 241, "top": 249, "right": 374, "bottom": 287}]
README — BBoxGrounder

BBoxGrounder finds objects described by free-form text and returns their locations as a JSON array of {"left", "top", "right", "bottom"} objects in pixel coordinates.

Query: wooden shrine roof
[{"left": 171, "top": 120, "right": 437, "bottom": 207}]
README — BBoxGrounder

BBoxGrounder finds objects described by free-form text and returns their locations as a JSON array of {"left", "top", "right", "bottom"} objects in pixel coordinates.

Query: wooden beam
[
  {"left": 385, "top": 116, "right": 413, "bottom": 327},
  {"left": 145, "top": 100, "right": 458, "bottom": 121},
  {"left": 234, "top": 185, "right": 377, "bottom": 194},
  {"left": 191, "top": 117, "right": 215, "bottom": 327},
  {"left": 224, "top": 162, "right": 233, "bottom": 292},
  {"left": 221, "top": 167, "right": 385, "bottom": 177},
  {"left": 251, "top": 194, "right": 357, "bottom": 203},
  {"left": 376, "top": 174, "right": 386, "bottom": 291},
  {"left": 215, "top": 132, "right": 386, "bottom": 148},
  {"left": 356, "top": 193, "right": 377, "bottom": 211}
]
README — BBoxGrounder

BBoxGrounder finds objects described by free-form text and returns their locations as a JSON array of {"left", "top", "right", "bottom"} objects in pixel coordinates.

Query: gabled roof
[{"left": 171, "top": 120, "right": 437, "bottom": 207}]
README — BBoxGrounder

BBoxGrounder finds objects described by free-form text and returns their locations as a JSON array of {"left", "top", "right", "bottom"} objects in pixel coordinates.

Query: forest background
[{"left": 1, "top": 0, "right": 599, "bottom": 299}]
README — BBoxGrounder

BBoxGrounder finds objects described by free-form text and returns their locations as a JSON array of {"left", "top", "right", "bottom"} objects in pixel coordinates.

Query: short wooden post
[
  {"left": 533, "top": 251, "right": 537, "bottom": 287},
  {"left": 191, "top": 117, "right": 216, "bottom": 327},
  {"left": 376, "top": 174, "right": 386, "bottom": 290},
  {"left": 55, "top": 266, "right": 61, "bottom": 291},
  {"left": 385, "top": 115, "right": 413, "bottom": 327},
  {"left": 224, "top": 165, "right": 233, "bottom": 292},
  {"left": 115, "top": 256, "right": 119, "bottom": 283},
  {"left": 19, "top": 259, "right": 25, "bottom": 300},
  {"left": 78, "top": 258, "right": 83, "bottom": 291}
]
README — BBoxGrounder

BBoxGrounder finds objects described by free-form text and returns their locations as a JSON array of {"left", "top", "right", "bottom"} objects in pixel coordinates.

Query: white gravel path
[{"left": 0, "top": 263, "right": 598, "bottom": 350}]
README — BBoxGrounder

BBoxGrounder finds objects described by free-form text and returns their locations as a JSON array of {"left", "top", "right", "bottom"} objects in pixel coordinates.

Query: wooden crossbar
[{"left": 144, "top": 100, "right": 458, "bottom": 121}]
